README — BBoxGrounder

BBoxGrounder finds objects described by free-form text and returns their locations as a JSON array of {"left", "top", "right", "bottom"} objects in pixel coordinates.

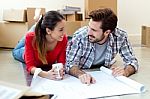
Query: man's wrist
[
  {"left": 69, "top": 66, "right": 86, "bottom": 78},
  {"left": 77, "top": 71, "right": 86, "bottom": 78},
  {"left": 124, "top": 65, "right": 136, "bottom": 77}
]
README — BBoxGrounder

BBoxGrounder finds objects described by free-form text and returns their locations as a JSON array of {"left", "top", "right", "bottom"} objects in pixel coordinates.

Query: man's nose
[{"left": 88, "top": 28, "right": 93, "bottom": 35}]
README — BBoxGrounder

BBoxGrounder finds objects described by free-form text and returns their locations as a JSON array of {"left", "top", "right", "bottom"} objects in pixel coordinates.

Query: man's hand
[
  {"left": 111, "top": 66, "right": 126, "bottom": 77},
  {"left": 69, "top": 66, "right": 96, "bottom": 85},
  {"left": 110, "top": 65, "right": 136, "bottom": 77},
  {"left": 78, "top": 73, "right": 96, "bottom": 85}
]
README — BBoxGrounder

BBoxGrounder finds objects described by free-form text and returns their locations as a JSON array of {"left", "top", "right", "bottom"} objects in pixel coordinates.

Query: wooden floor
[
  {"left": 0, "top": 46, "right": 150, "bottom": 84},
  {"left": 0, "top": 48, "right": 26, "bottom": 86}
]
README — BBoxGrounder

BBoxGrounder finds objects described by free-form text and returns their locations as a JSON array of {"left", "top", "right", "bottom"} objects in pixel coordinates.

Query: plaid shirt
[{"left": 66, "top": 26, "right": 138, "bottom": 71}]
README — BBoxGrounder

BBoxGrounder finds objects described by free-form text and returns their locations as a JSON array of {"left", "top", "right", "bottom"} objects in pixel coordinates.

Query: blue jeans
[
  {"left": 12, "top": 36, "right": 25, "bottom": 63},
  {"left": 12, "top": 24, "right": 36, "bottom": 63}
]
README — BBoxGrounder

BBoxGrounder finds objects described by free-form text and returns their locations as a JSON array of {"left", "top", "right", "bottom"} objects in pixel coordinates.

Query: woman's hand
[
  {"left": 59, "top": 67, "right": 65, "bottom": 79},
  {"left": 46, "top": 67, "right": 65, "bottom": 80},
  {"left": 46, "top": 68, "right": 58, "bottom": 80}
]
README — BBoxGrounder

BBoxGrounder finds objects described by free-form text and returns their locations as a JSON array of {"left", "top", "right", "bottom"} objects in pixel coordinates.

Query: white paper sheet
[
  {"left": 0, "top": 85, "right": 22, "bottom": 99},
  {"left": 31, "top": 66, "right": 146, "bottom": 99},
  {"left": 100, "top": 66, "right": 146, "bottom": 93}
]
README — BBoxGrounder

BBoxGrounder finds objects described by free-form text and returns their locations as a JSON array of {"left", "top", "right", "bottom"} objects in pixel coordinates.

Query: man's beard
[{"left": 88, "top": 35, "right": 105, "bottom": 44}]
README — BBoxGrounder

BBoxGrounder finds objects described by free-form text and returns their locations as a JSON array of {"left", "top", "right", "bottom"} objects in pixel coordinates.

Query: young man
[{"left": 66, "top": 8, "right": 138, "bottom": 85}]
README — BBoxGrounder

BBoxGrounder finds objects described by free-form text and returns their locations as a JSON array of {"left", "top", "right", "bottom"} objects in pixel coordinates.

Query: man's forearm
[
  {"left": 124, "top": 65, "right": 136, "bottom": 77},
  {"left": 69, "top": 66, "right": 86, "bottom": 78}
]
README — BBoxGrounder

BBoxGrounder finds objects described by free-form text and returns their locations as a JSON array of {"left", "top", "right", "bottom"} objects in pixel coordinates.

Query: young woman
[{"left": 15, "top": 11, "right": 67, "bottom": 80}]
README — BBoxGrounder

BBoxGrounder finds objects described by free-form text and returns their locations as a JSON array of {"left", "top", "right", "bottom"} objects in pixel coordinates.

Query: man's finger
[
  {"left": 91, "top": 77, "right": 96, "bottom": 84},
  {"left": 85, "top": 74, "right": 91, "bottom": 85},
  {"left": 79, "top": 75, "right": 85, "bottom": 84},
  {"left": 112, "top": 67, "right": 124, "bottom": 77}
]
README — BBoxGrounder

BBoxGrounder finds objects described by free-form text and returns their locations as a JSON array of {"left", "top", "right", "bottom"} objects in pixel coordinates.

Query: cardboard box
[
  {"left": 0, "top": 21, "right": 28, "bottom": 48},
  {"left": 66, "top": 21, "right": 81, "bottom": 36},
  {"left": 3, "top": 9, "right": 27, "bottom": 22},
  {"left": 27, "top": 8, "right": 45, "bottom": 29},
  {"left": 65, "top": 21, "right": 89, "bottom": 36},
  {"left": 64, "top": 13, "right": 83, "bottom": 21},
  {"left": 85, "top": 0, "right": 117, "bottom": 18},
  {"left": 80, "top": 20, "right": 89, "bottom": 27},
  {"left": 141, "top": 26, "right": 147, "bottom": 45},
  {"left": 141, "top": 26, "right": 150, "bottom": 47}
]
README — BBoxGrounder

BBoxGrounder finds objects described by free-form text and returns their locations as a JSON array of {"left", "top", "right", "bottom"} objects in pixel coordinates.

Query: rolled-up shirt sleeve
[
  {"left": 66, "top": 37, "right": 83, "bottom": 72},
  {"left": 119, "top": 37, "right": 139, "bottom": 71}
]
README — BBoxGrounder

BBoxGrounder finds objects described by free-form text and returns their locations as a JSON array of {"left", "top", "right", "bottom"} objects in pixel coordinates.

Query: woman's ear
[{"left": 46, "top": 28, "right": 51, "bottom": 35}]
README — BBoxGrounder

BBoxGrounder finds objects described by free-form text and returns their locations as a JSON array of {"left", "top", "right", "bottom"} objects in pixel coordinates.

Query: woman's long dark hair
[{"left": 34, "top": 11, "right": 65, "bottom": 64}]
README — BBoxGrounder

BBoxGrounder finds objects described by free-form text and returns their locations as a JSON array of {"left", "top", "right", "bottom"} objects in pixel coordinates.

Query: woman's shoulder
[{"left": 25, "top": 32, "right": 35, "bottom": 39}]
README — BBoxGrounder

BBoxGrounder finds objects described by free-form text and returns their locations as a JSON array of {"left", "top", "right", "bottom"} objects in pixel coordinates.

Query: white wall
[
  {"left": 118, "top": 0, "right": 150, "bottom": 35},
  {"left": 0, "top": 0, "right": 150, "bottom": 35}
]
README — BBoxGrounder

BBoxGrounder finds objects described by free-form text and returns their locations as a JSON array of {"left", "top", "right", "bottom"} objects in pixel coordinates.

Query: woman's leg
[
  {"left": 12, "top": 36, "right": 25, "bottom": 63},
  {"left": 12, "top": 24, "right": 36, "bottom": 63}
]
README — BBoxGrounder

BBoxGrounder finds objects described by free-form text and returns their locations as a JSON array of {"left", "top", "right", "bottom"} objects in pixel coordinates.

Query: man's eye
[{"left": 91, "top": 29, "right": 96, "bottom": 32}]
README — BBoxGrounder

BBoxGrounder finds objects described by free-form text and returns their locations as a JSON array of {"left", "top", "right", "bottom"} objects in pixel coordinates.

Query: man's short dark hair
[{"left": 89, "top": 8, "right": 118, "bottom": 32}]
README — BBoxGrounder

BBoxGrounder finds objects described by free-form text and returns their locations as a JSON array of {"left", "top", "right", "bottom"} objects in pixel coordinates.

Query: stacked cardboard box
[
  {"left": 27, "top": 8, "right": 45, "bottom": 29},
  {"left": 3, "top": 9, "right": 27, "bottom": 22},
  {"left": 66, "top": 21, "right": 81, "bottom": 36},
  {"left": 65, "top": 13, "right": 82, "bottom": 21},
  {"left": 85, "top": 0, "right": 117, "bottom": 18},
  {"left": 0, "top": 21, "right": 28, "bottom": 48},
  {"left": 0, "top": 8, "right": 45, "bottom": 48},
  {"left": 65, "top": 20, "right": 89, "bottom": 36},
  {"left": 59, "top": 6, "right": 83, "bottom": 21},
  {"left": 66, "top": 0, "right": 117, "bottom": 36},
  {"left": 59, "top": 6, "right": 83, "bottom": 36},
  {"left": 141, "top": 26, "right": 150, "bottom": 47}
]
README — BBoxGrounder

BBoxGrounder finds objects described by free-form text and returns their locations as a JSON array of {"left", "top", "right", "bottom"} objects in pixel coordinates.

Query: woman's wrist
[{"left": 39, "top": 71, "right": 48, "bottom": 78}]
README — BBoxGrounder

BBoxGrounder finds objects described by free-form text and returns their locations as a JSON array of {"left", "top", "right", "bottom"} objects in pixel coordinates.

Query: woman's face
[{"left": 46, "top": 20, "right": 66, "bottom": 42}]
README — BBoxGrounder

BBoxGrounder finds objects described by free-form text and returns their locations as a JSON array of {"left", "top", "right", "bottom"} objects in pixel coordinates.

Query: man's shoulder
[
  {"left": 114, "top": 28, "right": 127, "bottom": 37},
  {"left": 72, "top": 26, "right": 88, "bottom": 39}
]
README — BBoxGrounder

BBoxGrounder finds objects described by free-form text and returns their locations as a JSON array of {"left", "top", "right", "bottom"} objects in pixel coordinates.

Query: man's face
[{"left": 87, "top": 19, "right": 110, "bottom": 44}]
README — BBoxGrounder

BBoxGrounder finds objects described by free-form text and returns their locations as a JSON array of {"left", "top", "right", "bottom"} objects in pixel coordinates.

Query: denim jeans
[
  {"left": 12, "top": 24, "right": 36, "bottom": 63},
  {"left": 12, "top": 36, "right": 25, "bottom": 63}
]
